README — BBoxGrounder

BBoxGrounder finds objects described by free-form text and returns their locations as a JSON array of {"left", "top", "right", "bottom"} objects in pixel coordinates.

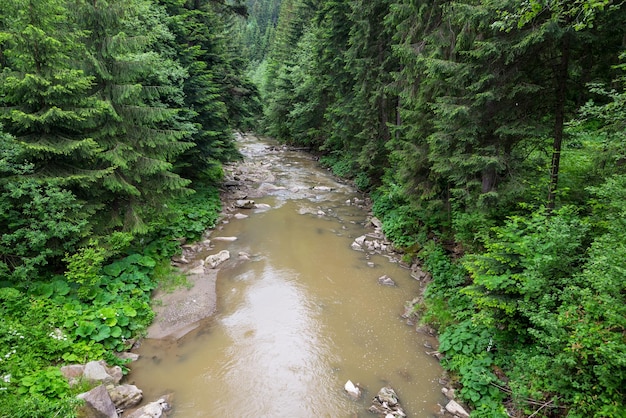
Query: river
[{"left": 125, "top": 134, "right": 444, "bottom": 417}]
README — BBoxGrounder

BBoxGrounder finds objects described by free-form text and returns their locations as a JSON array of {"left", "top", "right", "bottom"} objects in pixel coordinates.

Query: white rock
[
  {"left": 445, "top": 400, "right": 470, "bottom": 418},
  {"left": 235, "top": 199, "right": 255, "bottom": 209},
  {"left": 205, "top": 250, "right": 231, "bottom": 269},
  {"left": 126, "top": 397, "right": 171, "bottom": 418},
  {"left": 370, "top": 217, "right": 383, "bottom": 228},
  {"left": 344, "top": 380, "right": 361, "bottom": 399},
  {"left": 83, "top": 361, "right": 113, "bottom": 384},
  {"left": 213, "top": 236, "right": 237, "bottom": 242},
  {"left": 355, "top": 235, "right": 367, "bottom": 246},
  {"left": 351, "top": 242, "right": 363, "bottom": 251}
]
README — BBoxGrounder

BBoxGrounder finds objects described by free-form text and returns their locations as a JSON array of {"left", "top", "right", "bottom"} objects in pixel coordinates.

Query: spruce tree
[
  {"left": 74, "top": 0, "right": 194, "bottom": 232},
  {"left": 0, "top": 0, "right": 110, "bottom": 187}
]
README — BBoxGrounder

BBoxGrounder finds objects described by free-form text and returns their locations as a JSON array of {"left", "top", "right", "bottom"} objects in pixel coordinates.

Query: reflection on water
[{"left": 126, "top": 136, "right": 443, "bottom": 417}]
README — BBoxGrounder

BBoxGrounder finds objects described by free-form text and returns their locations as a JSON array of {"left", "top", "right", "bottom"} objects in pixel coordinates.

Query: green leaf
[
  {"left": 103, "top": 262, "right": 125, "bottom": 277},
  {"left": 75, "top": 322, "right": 96, "bottom": 338},
  {"left": 92, "top": 324, "right": 111, "bottom": 342},
  {"left": 137, "top": 256, "right": 156, "bottom": 268},
  {"left": 110, "top": 326, "right": 122, "bottom": 338}
]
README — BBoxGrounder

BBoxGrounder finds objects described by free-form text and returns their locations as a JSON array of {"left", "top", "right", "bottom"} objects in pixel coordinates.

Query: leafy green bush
[
  {"left": 438, "top": 320, "right": 506, "bottom": 414},
  {"left": 420, "top": 243, "right": 473, "bottom": 329},
  {"left": 0, "top": 180, "right": 93, "bottom": 283},
  {"left": 147, "top": 184, "right": 221, "bottom": 257},
  {"left": 319, "top": 152, "right": 355, "bottom": 178}
]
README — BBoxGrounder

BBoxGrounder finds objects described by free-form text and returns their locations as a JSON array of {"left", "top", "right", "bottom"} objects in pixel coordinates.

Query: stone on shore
[
  {"left": 126, "top": 395, "right": 172, "bottom": 418},
  {"left": 445, "top": 399, "right": 470, "bottom": 417},
  {"left": 77, "top": 384, "right": 118, "bottom": 418},
  {"left": 205, "top": 250, "right": 230, "bottom": 268},
  {"left": 83, "top": 361, "right": 122, "bottom": 385},
  {"left": 108, "top": 384, "right": 143, "bottom": 410},
  {"left": 368, "top": 387, "right": 406, "bottom": 417},
  {"left": 235, "top": 199, "right": 255, "bottom": 209}
]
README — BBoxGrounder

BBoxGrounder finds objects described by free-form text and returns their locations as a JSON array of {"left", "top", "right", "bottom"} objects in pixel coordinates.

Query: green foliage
[
  {"left": 158, "top": 184, "right": 222, "bottom": 243},
  {"left": 438, "top": 320, "right": 506, "bottom": 413},
  {"left": 0, "top": 179, "right": 93, "bottom": 283},
  {"left": 0, "top": 393, "right": 78, "bottom": 418},
  {"left": 64, "top": 241, "right": 107, "bottom": 300},
  {"left": 420, "top": 243, "right": 473, "bottom": 329},
  {"left": 462, "top": 207, "right": 588, "bottom": 335},
  {"left": 18, "top": 367, "right": 70, "bottom": 398}
]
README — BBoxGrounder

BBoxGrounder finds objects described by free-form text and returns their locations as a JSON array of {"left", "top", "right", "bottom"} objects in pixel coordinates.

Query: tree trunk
[{"left": 547, "top": 34, "right": 571, "bottom": 210}]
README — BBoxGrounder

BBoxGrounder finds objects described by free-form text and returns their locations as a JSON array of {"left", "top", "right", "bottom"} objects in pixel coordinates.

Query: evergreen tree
[
  {"left": 0, "top": 0, "right": 110, "bottom": 187},
  {"left": 74, "top": 0, "right": 194, "bottom": 232}
]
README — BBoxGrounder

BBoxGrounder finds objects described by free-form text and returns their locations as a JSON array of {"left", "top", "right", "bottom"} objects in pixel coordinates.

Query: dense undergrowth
[{"left": 0, "top": 184, "right": 221, "bottom": 417}]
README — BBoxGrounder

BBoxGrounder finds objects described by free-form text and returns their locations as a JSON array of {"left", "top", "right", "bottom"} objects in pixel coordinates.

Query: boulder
[
  {"left": 100, "top": 361, "right": 123, "bottom": 384},
  {"left": 234, "top": 213, "right": 249, "bottom": 220},
  {"left": 83, "top": 361, "right": 114, "bottom": 384},
  {"left": 445, "top": 400, "right": 470, "bottom": 418},
  {"left": 378, "top": 275, "right": 396, "bottom": 286},
  {"left": 441, "top": 387, "right": 456, "bottom": 400},
  {"left": 126, "top": 396, "right": 172, "bottom": 418},
  {"left": 234, "top": 199, "right": 255, "bottom": 209},
  {"left": 370, "top": 217, "right": 383, "bottom": 229},
  {"left": 115, "top": 352, "right": 140, "bottom": 362},
  {"left": 60, "top": 364, "right": 84, "bottom": 386},
  {"left": 205, "top": 250, "right": 230, "bottom": 269},
  {"left": 344, "top": 380, "right": 361, "bottom": 399},
  {"left": 108, "top": 384, "right": 143, "bottom": 410},
  {"left": 355, "top": 235, "right": 367, "bottom": 246},
  {"left": 351, "top": 242, "right": 363, "bottom": 251},
  {"left": 77, "top": 384, "right": 118, "bottom": 418},
  {"left": 368, "top": 387, "right": 406, "bottom": 417}
]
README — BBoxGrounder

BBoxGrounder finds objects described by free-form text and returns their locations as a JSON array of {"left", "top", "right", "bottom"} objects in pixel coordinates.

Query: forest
[{"left": 0, "top": 0, "right": 624, "bottom": 417}]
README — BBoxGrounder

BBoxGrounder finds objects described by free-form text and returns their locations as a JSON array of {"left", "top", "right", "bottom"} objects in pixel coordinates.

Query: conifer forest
[{"left": 1, "top": 0, "right": 625, "bottom": 416}]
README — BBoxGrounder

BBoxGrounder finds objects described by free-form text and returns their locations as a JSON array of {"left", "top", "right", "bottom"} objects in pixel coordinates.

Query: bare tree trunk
[{"left": 547, "top": 34, "right": 571, "bottom": 210}]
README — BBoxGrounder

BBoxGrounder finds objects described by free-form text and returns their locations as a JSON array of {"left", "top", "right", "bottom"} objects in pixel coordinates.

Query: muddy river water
[{"left": 126, "top": 135, "right": 444, "bottom": 417}]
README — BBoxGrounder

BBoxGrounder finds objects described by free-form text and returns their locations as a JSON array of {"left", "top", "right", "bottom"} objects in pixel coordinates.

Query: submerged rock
[{"left": 378, "top": 275, "right": 396, "bottom": 286}]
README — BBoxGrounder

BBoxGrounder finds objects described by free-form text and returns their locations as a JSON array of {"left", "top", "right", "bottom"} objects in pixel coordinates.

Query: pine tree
[
  {"left": 74, "top": 0, "right": 194, "bottom": 232},
  {"left": 0, "top": 0, "right": 111, "bottom": 187}
]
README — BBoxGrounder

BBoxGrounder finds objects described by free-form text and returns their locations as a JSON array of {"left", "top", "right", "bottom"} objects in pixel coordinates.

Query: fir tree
[
  {"left": 0, "top": 0, "right": 111, "bottom": 187},
  {"left": 74, "top": 0, "right": 194, "bottom": 232}
]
